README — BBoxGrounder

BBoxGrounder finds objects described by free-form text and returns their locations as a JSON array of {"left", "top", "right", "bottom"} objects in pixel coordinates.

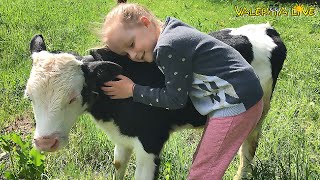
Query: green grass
[{"left": 1, "top": 0, "right": 320, "bottom": 179}]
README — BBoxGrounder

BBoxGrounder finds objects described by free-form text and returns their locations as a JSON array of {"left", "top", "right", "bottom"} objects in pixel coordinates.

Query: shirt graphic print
[{"left": 190, "top": 73, "right": 246, "bottom": 117}]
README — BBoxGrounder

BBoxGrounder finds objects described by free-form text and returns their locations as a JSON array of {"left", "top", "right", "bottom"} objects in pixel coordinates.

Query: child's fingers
[
  {"left": 101, "top": 86, "right": 114, "bottom": 92},
  {"left": 104, "top": 80, "right": 124, "bottom": 87},
  {"left": 104, "top": 91, "right": 116, "bottom": 97},
  {"left": 103, "top": 82, "right": 110, "bottom": 87},
  {"left": 104, "top": 81, "right": 115, "bottom": 86},
  {"left": 116, "top": 75, "right": 126, "bottom": 79}
]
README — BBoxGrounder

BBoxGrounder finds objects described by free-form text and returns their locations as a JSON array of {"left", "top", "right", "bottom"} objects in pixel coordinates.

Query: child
[{"left": 100, "top": 3, "right": 263, "bottom": 179}]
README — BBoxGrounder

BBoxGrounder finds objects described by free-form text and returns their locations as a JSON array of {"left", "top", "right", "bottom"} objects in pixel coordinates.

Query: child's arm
[{"left": 132, "top": 46, "right": 193, "bottom": 110}]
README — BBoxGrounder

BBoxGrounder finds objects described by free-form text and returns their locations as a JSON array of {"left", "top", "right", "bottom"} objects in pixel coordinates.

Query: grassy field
[{"left": 1, "top": 0, "right": 320, "bottom": 179}]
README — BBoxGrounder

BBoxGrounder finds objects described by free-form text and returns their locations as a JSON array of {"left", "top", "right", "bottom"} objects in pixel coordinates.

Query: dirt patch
[{"left": 1, "top": 114, "right": 35, "bottom": 137}]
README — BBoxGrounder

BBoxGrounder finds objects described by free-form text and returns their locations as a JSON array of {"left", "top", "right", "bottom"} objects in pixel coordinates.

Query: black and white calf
[{"left": 25, "top": 23, "right": 286, "bottom": 180}]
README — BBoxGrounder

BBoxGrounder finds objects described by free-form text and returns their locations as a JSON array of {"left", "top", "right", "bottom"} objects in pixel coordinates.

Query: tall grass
[{"left": 1, "top": 0, "right": 319, "bottom": 179}]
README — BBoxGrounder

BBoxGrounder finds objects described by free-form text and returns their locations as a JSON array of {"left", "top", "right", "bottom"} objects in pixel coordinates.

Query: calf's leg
[
  {"left": 134, "top": 144, "right": 159, "bottom": 180},
  {"left": 234, "top": 97, "right": 271, "bottom": 180},
  {"left": 234, "top": 119, "right": 264, "bottom": 180},
  {"left": 113, "top": 144, "right": 133, "bottom": 180}
]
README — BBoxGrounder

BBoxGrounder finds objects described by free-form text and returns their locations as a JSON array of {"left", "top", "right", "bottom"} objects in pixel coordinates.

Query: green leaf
[
  {"left": 29, "top": 148, "right": 45, "bottom": 166},
  {"left": 165, "top": 174, "right": 170, "bottom": 180},
  {"left": 0, "top": 162, "right": 5, "bottom": 172},
  {"left": 0, "top": 136, "right": 11, "bottom": 152},
  {"left": 11, "top": 134, "right": 25, "bottom": 149},
  {"left": 4, "top": 171, "right": 15, "bottom": 179},
  {"left": 1, "top": 143, "right": 11, "bottom": 151}
]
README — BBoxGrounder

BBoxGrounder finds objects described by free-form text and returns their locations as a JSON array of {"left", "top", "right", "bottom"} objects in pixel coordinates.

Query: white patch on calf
[
  {"left": 134, "top": 150, "right": 156, "bottom": 180},
  {"left": 229, "top": 23, "right": 276, "bottom": 99},
  {"left": 94, "top": 119, "right": 157, "bottom": 180},
  {"left": 94, "top": 119, "right": 137, "bottom": 149},
  {"left": 25, "top": 51, "right": 87, "bottom": 146}
]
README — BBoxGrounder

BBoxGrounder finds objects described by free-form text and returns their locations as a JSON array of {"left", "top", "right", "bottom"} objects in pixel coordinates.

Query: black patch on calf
[
  {"left": 81, "top": 61, "right": 122, "bottom": 112},
  {"left": 209, "top": 29, "right": 254, "bottom": 64},
  {"left": 153, "top": 156, "right": 160, "bottom": 180},
  {"left": 266, "top": 28, "right": 287, "bottom": 91},
  {"left": 90, "top": 49, "right": 166, "bottom": 87}
]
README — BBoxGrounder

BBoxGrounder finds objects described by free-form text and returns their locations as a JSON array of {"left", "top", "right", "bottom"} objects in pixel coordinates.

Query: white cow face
[
  {"left": 26, "top": 35, "right": 122, "bottom": 152},
  {"left": 25, "top": 50, "right": 87, "bottom": 151}
]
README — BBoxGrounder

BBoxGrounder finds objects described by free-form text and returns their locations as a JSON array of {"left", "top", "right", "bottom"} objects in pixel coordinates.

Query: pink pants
[{"left": 188, "top": 100, "right": 263, "bottom": 180}]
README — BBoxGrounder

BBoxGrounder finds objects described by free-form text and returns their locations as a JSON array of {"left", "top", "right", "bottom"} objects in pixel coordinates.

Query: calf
[{"left": 25, "top": 23, "right": 286, "bottom": 180}]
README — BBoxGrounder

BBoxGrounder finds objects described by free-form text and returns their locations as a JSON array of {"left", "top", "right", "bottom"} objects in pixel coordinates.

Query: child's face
[{"left": 104, "top": 16, "right": 160, "bottom": 63}]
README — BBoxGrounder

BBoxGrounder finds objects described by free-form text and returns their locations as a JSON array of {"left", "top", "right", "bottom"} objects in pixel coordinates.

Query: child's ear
[{"left": 139, "top": 16, "right": 151, "bottom": 27}]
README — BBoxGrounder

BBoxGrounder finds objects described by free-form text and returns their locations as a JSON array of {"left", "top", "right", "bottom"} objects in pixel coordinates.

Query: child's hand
[{"left": 101, "top": 75, "right": 135, "bottom": 99}]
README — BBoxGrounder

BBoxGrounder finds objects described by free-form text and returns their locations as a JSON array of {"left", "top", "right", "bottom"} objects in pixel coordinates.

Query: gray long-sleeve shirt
[{"left": 133, "top": 17, "right": 263, "bottom": 118}]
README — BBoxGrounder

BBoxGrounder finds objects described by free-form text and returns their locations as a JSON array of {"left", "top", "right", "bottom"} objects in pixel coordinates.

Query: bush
[{"left": 0, "top": 133, "right": 47, "bottom": 180}]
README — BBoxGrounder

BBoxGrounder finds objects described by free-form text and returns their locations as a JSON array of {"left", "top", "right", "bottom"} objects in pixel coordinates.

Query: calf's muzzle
[{"left": 33, "top": 134, "right": 59, "bottom": 152}]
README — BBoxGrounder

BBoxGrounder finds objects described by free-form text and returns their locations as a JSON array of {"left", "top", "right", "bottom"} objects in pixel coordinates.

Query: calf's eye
[{"left": 69, "top": 97, "right": 77, "bottom": 104}]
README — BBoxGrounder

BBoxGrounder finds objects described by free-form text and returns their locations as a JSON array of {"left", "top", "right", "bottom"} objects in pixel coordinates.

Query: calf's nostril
[
  {"left": 50, "top": 139, "right": 59, "bottom": 149},
  {"left": 33, "top": 139, "right": 38, "bottom": 146}
]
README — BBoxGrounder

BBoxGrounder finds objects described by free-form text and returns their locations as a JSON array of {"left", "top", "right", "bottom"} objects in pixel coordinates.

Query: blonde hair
[{"left": 101, "top": 3, "right": 161, "bottom": 44}]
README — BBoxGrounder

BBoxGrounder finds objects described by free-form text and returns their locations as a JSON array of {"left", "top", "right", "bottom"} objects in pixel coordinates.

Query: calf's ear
[
  {"left": 89, "top": 48, "right": 130, "bottom": 69},
  {"left": 81, "top": 61, "right": 123, "bottom": 86},
  {"left": 81, "top": 48, "right": 120, "bottom": 63},
  {"left": 30, "top": 34, "right": 47, "bottom": 53},
  {"left": 89, "top": 48, "right": 122, "bottom": 62},
  {"left": 82, "top": 55, "right": 95, "bottom": 63}
]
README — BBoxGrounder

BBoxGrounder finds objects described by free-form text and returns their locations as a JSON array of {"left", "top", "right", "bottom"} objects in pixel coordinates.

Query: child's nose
[{"left": 127, "top": 50, "right": 137, "bottom": 60}]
